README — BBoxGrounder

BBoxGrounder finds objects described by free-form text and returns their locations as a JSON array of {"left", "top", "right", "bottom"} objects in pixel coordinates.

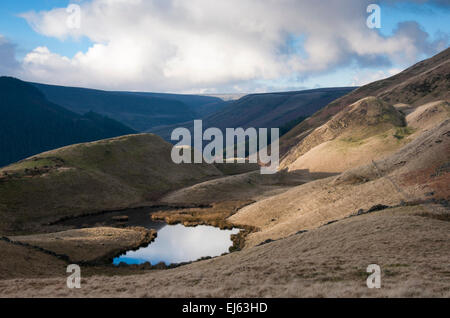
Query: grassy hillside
[
  {"left": 230, "top": 119, "right": 450, "bottom": 247},
  {"left": 130, "top": 92, "right": 227, "bottom": 117},
  {"left": 0, "top": 133, "right": 225, "bottom": 235},
  {"left": 288, "top": 100, "right": 450, "bottom": 173},
  {"left": 150, "top": 87, "right": 356, "bottom": 140},
  {"left": 280, "top": 48, "right": 450, "bottom": 164},
  {"left": 204, "top": 87, "right": 357, "bottom": 129},
  {"left": 0, "top": 77, "right": 136, "bottom": 167},
  {"left": 282, "top": 96, "right": 410, "bottom": 172},
  {"left": 160, "top": 170, "right": 315, "bottom": 205},
  {"left": 32, "top": 82, "right": 226, "bottom": 131}
]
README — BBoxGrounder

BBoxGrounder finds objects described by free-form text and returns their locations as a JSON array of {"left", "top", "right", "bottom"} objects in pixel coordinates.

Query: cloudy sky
[{"left": 0, "top": 0, "right": 448, "bottom": 93}]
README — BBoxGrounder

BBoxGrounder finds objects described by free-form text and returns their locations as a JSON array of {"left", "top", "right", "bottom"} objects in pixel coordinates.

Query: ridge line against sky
[{"left": 0, "top": 0, "right": 449, "bottom": 94}]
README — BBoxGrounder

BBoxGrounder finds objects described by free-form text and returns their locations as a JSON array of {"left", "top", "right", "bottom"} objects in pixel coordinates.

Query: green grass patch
[
  {"left": 338, "top": 136, "right": 365, "bottom": 147},
  {"left": 393, "top": 127, "right": 415, "bottom": 140},
  {"left": 2, "top": 158, "right": 56, "bottom": 172},
  {"left": 387, "top": 263, "right": 410, "bottom": 268}
]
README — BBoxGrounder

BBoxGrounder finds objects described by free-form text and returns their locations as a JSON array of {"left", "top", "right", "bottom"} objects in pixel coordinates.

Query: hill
[
  {"left": 284, "top": 96, "right": 409, "bottom": 172},
  {"left": 229, "top": 119, "right": 449, "bottom": 247},
  {"left": 32, "top": 82, "right": 227, "bottom": 131},
  {"left": 150, "top": 87, "right": 356, "bottom": 140},
  {"left": 0, "top": 133, "right": 225, "bottom": 235},
  {"left": 0, "top": 77, "right": 136, "bottom": 167},
  {"left": 287, "top": 99, "right": 449, "bottom": 173},
  {"left": 0, "top": 47, "right": 448, "bottom": 300},
  {"left": 280, "top": 48, "right": 450, "bottom": 166}
]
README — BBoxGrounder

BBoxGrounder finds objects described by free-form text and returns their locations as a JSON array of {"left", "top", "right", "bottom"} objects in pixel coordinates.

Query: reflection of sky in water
[{"left": 113, "top": 224, "right": 240, "bottom": 265}]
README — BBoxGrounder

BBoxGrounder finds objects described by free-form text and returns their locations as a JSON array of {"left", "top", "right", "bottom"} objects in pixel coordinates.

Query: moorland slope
[
  {"left": 0, "top": 134, "right": 223, "bottom": 235},
  {"left": 150, "top": 87, "right": 356, "bottom": 140},
  {"left": 1, "top": 204, "right": 448, "bottom": 297},
  {"left": 280, "top": 48, "right": 450, "bottom": 166}
]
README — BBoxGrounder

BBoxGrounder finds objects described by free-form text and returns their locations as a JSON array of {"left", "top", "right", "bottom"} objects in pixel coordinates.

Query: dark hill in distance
[
  {"left": 31, "top": 82, "right": 228, "bottom": 131},
  {"left": 150, "top": 87, "right": 357, "bottom": 140},
  {"left": 0, "top": 77, "right": 136, "bottom": 167},
  {"left": 207, "top": 87, "right": 357, "bottom": 130}
]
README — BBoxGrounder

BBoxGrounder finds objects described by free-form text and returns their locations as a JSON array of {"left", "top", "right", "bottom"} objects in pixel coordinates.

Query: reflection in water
[{"left": 113, "top": 224, "right": 240, "bottom": 265}]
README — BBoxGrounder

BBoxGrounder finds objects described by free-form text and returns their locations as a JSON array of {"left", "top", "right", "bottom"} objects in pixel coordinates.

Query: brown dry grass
[
  {"left": 230, "top": 120, "right": 450, "bottom": 247},
  {"left": 287, "top": 132, "right": 409, "bottom": 173},
  {"left": 0, "top": 240, "right": 67, "bottom": 280},
  {"left": 281, "top": 96, "right": 405, "bottom": 170},
  {"left": 9, "top": 227, "right": 156, "bottom": 264},
  {"left": 0, "top": 205, "right": 448, "bottom": 298},
  {"left": 160, "top": 170, "right": 322, "bottom": 204},
  {"left": 279, "top": 48, "right": 450, "bottom": 167},
  {"left": 406, "top": 100, "right": 450, "bottom": 131},
  {"left": 151, "top": 201, "right": 252, "bottom": 229},
  {"left": 285, "top": 99, "right": 449, "bottom": 174}
]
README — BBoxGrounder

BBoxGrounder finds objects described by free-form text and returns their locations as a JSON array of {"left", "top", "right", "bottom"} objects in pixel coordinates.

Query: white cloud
[
  {"left": 16, "top": 0, "right": 449, "bottom": 92},
  {"left": 351, "top": 68, "right": 402, "bottom": 86}
]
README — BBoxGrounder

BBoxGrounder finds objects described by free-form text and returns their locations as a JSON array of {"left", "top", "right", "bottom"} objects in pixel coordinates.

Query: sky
[{"left": 0, "top": 0, "right": 448, "bottom": 93}]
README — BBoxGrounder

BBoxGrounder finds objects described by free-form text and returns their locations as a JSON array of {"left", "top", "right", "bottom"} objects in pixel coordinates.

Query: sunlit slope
[
  {"left": 230, "top": 119, "right": 450, "bottom": 247},
  {"left": 280, "top": 48, "right": 450, "bottom": 166},
  {"left": 284, "top": 96, "right": 410, "bottom": 172}
]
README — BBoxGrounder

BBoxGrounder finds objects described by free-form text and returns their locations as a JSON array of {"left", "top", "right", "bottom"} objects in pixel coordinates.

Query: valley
[{"left": 0, "top": 48, "right": 448, "bottom": 298}]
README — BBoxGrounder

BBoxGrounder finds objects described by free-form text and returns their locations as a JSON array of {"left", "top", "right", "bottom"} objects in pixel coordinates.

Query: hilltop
[
  {"left": 0, "top": 133, "right": 224, "bottom": 235},
  {"left": 0, "top": 77, "right": 136, "bottom": 167},
  {"left": 32, "top": 82, "right": 227, "bottom": 131},
  {"left": 282, "top": 96, "right": 407, "bottom": 172},
  {"left": 280, "top": 48, "right": 450, "bottom": 166}
]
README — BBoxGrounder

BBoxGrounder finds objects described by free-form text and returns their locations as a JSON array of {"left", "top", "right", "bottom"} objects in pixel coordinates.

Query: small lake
[{"left": 113, "top": 224, "right": 240, "bottom": 266}]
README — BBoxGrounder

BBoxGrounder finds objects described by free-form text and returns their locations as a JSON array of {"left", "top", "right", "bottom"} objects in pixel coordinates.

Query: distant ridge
[
  {"left": 31, "top": 82, "right": 227, "bottom": 131},
  {"left": 0, "top": 77, "right": 136, "bottom": 167},
  {"left": 150, "top": 86, "right": 357, "bottom": 140}
]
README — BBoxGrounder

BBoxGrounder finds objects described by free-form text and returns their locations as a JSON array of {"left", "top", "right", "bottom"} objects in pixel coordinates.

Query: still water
[{"left": 113, "top": 224, "right": 240, "bottom": 265}]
